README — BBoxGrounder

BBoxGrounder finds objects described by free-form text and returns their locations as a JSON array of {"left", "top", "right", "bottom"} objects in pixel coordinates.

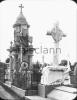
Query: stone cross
[
  {"left": 47, "top": 23, "right": 66, "bottom": 43},
  {"left": 19, "top": 4, "right": 24, "bottom": 13},
  {"left": 47, "top": 23, "right": 66, "bottom": 67}
]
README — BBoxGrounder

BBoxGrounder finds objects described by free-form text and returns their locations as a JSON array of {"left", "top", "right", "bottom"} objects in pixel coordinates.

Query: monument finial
[{"left": 19, "top": 4, "right": 24, "bottom": 13}]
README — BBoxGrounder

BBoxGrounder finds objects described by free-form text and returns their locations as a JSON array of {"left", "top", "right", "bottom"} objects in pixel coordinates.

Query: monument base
[
  {"left": 38, "top": 84, "right": 55, "bottom": 97},
  {"left": 41, "top": 66, "right": 70, "bottom": 85}
]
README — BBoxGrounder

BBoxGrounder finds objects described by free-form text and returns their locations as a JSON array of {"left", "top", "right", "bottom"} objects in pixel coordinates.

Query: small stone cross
[{"left": 19, "top": 4, "right": 24, "bottom": 13}]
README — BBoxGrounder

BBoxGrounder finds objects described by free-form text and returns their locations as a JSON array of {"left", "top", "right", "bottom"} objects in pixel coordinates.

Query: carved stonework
[
  {"left": 47, "top": 23, "right": 66, "bottom": 66},
  {"left": 47, "top": 23, "right": 66, "bottom": 43},
  {"left": 8, "top": 4, "right": 34, "bottom": 89}
]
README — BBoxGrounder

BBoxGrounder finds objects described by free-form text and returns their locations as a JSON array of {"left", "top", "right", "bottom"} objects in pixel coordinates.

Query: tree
[
  {"left": 31, "top": 61, "right": 42, "bottom": 89},
  {"left": 32, "top": 61, "right": 41, "bottom": 72}
]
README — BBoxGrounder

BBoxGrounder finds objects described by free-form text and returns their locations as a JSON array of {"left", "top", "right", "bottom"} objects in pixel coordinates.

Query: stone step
[
  {"left": 25, "top": 90, "right": 38, "bottom": 96},
  {"left": 47, "top": 86, "right": 77, "bottom": 100},
  {"left": 0, "top": 81, "right": 25, "bottom": 100},
  {"left": 25, "top": 96, "right": 50, "bottom": 100}
]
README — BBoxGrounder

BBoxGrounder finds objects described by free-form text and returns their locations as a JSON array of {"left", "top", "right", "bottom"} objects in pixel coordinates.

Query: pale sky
[{"left": 0, "top": 0, "right": 76, "bottom": 64}]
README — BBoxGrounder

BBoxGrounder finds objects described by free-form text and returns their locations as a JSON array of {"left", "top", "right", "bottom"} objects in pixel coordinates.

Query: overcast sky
[{"left": 0, "top": 0, "right": 76, "bottom": 64}]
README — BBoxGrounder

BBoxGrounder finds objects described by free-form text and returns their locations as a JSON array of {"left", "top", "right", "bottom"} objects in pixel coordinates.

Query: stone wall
[{"left": 11, "top": 85, "right": 26, "bottom": 97}]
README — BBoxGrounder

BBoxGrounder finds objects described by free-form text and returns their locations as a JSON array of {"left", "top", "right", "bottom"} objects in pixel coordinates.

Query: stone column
[
  {"left": 20, "top": 44, "right": 23, "bottom": 63},
  {"left": 9, "top": 53, "right": 13, "bottom": 85},
  {"left": 53, "top": 42, "right": 59, "bottom": 67}
]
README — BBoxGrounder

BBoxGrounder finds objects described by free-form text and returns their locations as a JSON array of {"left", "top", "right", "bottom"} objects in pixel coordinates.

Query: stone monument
[
  {"left": 47, "top": 22, "right": 66, "bottom": 67},
  {"left": 38, "top": 23, "right": 71, "bottom": 97},
  {"left": 40, "top": 23, "right": 70, "bottom": 85},
  {"left": 7, "top": 4, "right": 34, "bottom": 89}
]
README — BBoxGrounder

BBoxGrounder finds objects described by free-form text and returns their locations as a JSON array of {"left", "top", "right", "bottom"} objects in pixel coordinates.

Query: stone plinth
[
  {"left": 11, "top": 85, "right": 26, "bottom": 97},
  {"left": 41, "top": 66, "right": 70, "bottom": 85},
  {"left": 47, "top": 86, "right": 77, "bottom": 100},
  {"left": 38, "top": 84, "right": 54, "bottom": 98}
]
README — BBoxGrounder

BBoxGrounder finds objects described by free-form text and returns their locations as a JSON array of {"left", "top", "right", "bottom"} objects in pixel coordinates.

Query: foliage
[
  {"left": 59, "top": 60, "right": 67, "bottom": 66},
  {"left": 70, "top": 62, "right": 77, "bottom": 71},
  {"left": 31, "top": 61, "right": 42, "bottom": 89},
  {"left": 32, "top": 61, "right": 42, "bottom": 73}
]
